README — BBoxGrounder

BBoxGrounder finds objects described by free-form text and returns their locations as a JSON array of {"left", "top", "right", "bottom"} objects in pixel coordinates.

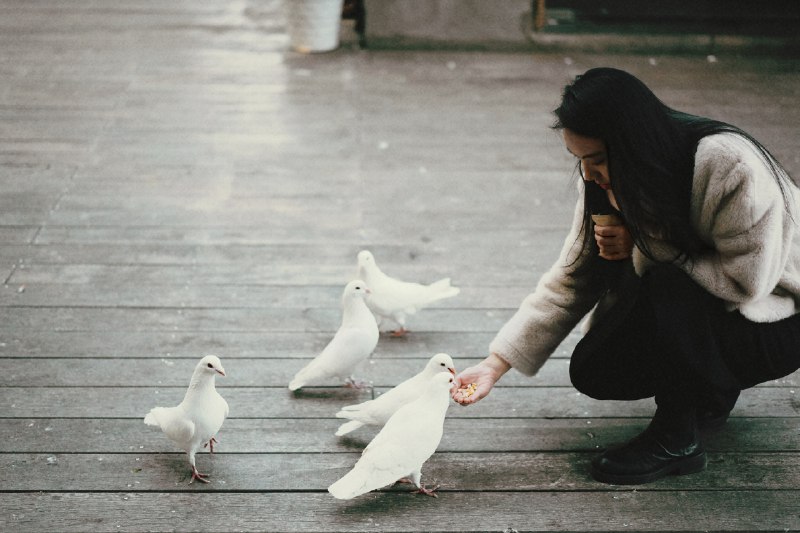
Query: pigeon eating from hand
[
  {"left": 328, "top": 371, "right": 455, "bottom": 499},
  {"left": 289, "top": 280, "right": 379, "bottom": 391},
  {"left": 144, "top": 355, "right": 229, "bottom": 484},
  {"left": 335, "top": 352, "right": 456, "bottom": 436},
  {"left": 356, "top": 250, "right": 460, "bottom": 336}
]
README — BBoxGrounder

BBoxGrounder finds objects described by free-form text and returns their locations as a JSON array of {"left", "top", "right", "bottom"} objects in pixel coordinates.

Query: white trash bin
[{"left": 284, "top": 0, "right": 345, "bottom": 53}]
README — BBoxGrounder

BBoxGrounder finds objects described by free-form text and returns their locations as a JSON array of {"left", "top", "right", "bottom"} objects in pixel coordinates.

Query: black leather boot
[{"left": 590, "top": 408, "right": 706, "bottom": 485}]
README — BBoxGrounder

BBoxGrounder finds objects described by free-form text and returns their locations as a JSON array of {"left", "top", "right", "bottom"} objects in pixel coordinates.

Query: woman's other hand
[
  {"left": 594, "top": 223, "right": 633, "bottom": 260},
  {"left": 452, "top": 353, "right": 511, "bottom": 406}
]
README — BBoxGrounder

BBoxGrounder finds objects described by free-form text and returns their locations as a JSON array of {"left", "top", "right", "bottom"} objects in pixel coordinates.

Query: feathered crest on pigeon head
[
  {"left": 197, "top": 355, "right": 226, "bottom": 377},
  {"left": 426, "top": 352, "right": 456, "bottom": 376}
]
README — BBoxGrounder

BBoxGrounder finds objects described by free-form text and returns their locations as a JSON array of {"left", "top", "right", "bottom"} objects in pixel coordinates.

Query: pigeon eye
[
  {"left": 440, "top": 363, "right": 445, "bottom": 367},
  {"left": 207, "top": 363, "right": 213, "bottom": 368}
]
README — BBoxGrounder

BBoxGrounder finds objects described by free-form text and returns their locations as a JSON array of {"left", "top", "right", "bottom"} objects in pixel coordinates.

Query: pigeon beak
[
  {"left": 216, "top": 368, "right": 226, "bottom": 377},
  {"left": 365, "top": 288, "right": 372, "bottom": 294},
  {"left": 448, "top": 367, "right": 456, "bottom": 375}
]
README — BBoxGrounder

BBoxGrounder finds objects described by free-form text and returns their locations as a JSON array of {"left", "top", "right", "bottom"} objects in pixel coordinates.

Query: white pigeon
[
  {"left": 144, "top": 355, "right": 229, "bottom": 484},
  {"left": 356, "top": 250, "right": 460, "bottom": 336},
  {"left": 288, "top": 280, "right": 379, "bottom": 391},
  {"left": 328, "top": 371, "right": 455, "bottom": 499},
  {"left": 335, "top": 352, "right": 456, "bottom": 436}
]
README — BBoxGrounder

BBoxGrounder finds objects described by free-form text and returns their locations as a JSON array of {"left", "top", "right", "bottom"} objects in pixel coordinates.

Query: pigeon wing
[
  {"left": 370, "top": 277, "right": 459, "bottom": 316},
  {"left": 335, "top": 370, "right": 427, "bottom": 427},
  {"left": 144, "top": 406, "right": 196, "bottom": 449},
  {"left": 289, "top": 326, "right": 375, "bottom": 390}
]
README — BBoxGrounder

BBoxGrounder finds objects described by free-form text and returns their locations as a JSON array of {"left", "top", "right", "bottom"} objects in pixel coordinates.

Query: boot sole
[{"left": 590, "top": 450, "right": 708, "bottom": 485}]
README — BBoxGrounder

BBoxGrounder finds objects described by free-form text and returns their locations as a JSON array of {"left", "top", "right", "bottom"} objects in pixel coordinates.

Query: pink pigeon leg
[
  {"left": 190, "top": 465, "right": 210, "bottom": 484},
  {"left": 412, "top": 483, "right": 440, "bottom": 498},
  {"left": 344, "top": 377, "right": 371, "bottom": 390},
  {"left": 188, "top": 453, "right": 210, "bottom": 484},
  {"left": 203, "top": 437, "right": 218, "bottom": 453},
  {"left": 389, "top": 327, "right": 409, "bottom": 337}
]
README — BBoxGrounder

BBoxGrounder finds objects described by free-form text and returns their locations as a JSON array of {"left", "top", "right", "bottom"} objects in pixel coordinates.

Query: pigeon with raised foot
[{"left": 144, "top": 355, "right": 229, "bottom": 484}]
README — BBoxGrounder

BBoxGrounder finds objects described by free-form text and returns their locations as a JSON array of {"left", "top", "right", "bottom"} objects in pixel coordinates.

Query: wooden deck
[{"left": 1, "top": 1, "right": 800, "bottom": 531}]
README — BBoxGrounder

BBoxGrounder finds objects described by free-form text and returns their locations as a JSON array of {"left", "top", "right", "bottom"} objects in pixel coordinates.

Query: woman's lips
[{"left": 598, "top": 183, "right": 611, "bottom": 190}]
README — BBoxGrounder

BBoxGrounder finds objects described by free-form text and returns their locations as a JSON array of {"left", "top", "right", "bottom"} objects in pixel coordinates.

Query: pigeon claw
[
  {"left": 190, "top": 467, "right": 211, "bottom": 484},
  {"left": 204, "top": 437, "right": 219, "bottom": 453},
  {"left": 413, "top": 484, "right": 439, "bottom": 498},
  {"left": 389, "top": 327, "right": 409, "bottom": 338},
  {"left": 344, "top": 377, "right": 371, "bottom": 390}
]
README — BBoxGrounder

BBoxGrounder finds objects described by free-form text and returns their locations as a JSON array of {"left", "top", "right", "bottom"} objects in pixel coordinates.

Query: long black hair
[{"left": 553, "top": 67, "right": 795, "bottom": 262}]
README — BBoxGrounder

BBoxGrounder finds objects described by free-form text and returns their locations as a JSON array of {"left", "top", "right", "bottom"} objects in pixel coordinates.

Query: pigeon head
[
  {"left": 429, "top": 370, "right": 456, "bottom": 393},
  {"left": 356, "top": 250, "right": 376, "bottom": 273},
  {"left": 198, "top": 355, "right": 226, "bottom": 377},
  {"left": 426, "top": 352, "right": 456, "bottom": 376},
  {"left": 343, "top": 279, "right": 371, "bottom": 301}
]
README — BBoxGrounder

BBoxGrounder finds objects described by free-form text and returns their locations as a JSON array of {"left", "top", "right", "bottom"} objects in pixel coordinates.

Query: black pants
[{"left": 569, "top": 263, "right": 800, "bottom": 414}]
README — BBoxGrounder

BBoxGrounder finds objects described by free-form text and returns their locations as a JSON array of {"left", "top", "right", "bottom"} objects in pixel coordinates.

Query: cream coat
[{"left": 490, "top": 133, "right": 800, "bottom": 376}]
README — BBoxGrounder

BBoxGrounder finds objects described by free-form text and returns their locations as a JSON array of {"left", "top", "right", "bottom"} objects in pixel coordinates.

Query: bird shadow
[
  {"left": 336, "top": 434, "right": 371, "bottom": 450},
  {"left": 289, "top": 387, "right": 372, "bottom": 400},
  {"left": 335, "top": 487, "right": 442, "bottom": 516},
  {"left": 150, "top": 454, "right": 217, "bottom": 488}
]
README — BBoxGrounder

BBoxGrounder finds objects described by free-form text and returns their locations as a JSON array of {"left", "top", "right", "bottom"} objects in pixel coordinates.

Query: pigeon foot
[
  {"left": 190, "top": 466, "right": 211, "bottom": 484},
  {"left": 204, "top": 437, "right": 219, "bottom": 453},
  {"left": 344, "top": 377, "right": 371, "bottom": 390},
  {"left": 413, "top": 484, "right": 439, "bottom": 498},
  {"left": 389, "top": 328, "right": 409, "bottom": 337}
]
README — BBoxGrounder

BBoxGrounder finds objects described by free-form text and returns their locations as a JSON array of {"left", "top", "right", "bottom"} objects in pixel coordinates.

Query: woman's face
[{"left": 563, "top": 129, "right": 610, "bottom": 190}]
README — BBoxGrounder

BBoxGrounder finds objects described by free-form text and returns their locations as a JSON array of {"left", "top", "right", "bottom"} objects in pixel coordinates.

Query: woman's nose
[{"left": 581, "top": 161, "right": 595, "bottom": 181}]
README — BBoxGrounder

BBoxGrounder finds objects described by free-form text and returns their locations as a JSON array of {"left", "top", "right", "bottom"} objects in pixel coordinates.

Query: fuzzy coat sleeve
[{"left": 488, "top": 185, "right": 606, "bottom": 376}]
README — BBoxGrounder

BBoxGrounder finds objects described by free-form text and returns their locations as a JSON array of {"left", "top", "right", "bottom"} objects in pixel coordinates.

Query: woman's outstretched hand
[
  {"left": 594, "top": 222, "right": 633, "bottom": 260},
  {"left": 452, "top": 353, "right": 511, "bottom": 406}
]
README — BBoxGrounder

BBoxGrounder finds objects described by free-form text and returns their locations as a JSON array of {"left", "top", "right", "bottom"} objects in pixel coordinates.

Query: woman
[{"left": 453, "top": 67, "right": 800, "bottom": 485}]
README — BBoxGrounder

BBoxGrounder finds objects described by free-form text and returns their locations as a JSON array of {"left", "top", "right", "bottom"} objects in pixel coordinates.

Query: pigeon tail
[
  {"left": 335, "top": 420, "right": 364, "bottom": 437},
  {"left": 426, "top": 278, "right": 460, "bottom": 299},
  {"left": 288, "top": 365, "right": 315, "bottom": 391},
  {"left": 144, "top": 407, "right": 165, "bottom": 427},
  {"left": 328, "top": 468, "right": 372, "bottom": 500}
]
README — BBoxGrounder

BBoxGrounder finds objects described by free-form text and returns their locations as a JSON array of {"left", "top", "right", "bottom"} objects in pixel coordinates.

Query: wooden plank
[
  {"left": 0, "top": 241, "right": 465, "bottom": 266},
  {"left": 32, "top": 224, "right": 572, "bottom": 249},
  {"left": 1, "top": 417, "right": 796, "bottom": 454},
  {"left": 0, "top": 226, "right": 38, "bottom": 244},
  {"left": 0, "top": 281, "right": 536, "bottom": 309},
  {"left": 0, "top": 247, "right": 561, "bottom": 288},
  {"left": 2, "top": 386, "right": 796, "bottom": 419},
  {"left": 2, "top": 491, "right": 798, "bottom": 532},
  {"left": 0, "top": 330, "right": 527, "bottom": 359},
  {"left": 2, "top": 450, "right": 800, "bottom": 492},
  {"left": 0, "top": 357, "right": 556, "bottom": 387},
  {"left": 0, "top": 307, "right": 515, "bottom": 333},
  {"left": 5, "top": 356, "right": 798, "bottom": 388}
]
